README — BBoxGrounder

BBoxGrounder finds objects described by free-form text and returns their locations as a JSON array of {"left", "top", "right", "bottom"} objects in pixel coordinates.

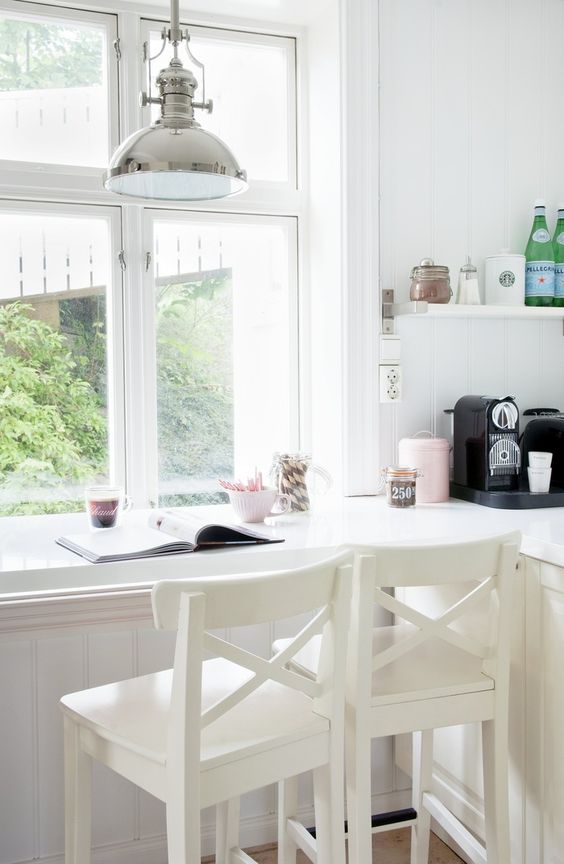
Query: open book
[{"left": 56, "top": 510, "right": 284, "bottom": 564}]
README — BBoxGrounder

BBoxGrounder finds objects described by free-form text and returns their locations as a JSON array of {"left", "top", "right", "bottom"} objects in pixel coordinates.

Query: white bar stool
[
  {"left": 60, "top": 551, "right": 352, "bottom": 864},
  {"left": 275, "top": 533, "right": 520, "bottom": 864}
]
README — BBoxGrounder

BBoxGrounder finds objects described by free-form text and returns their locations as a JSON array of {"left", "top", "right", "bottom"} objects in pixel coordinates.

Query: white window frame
[
  {"left": 0, "top": 198, "right": 126, "bottom": 492},
  {"left": 0, "top": 0, "right": 120, "bottom": 191}
]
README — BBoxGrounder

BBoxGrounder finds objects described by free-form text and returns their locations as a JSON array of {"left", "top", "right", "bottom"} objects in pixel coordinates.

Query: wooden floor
[{"left": 204, "top": 828, "right": 464, "bottom": 862}]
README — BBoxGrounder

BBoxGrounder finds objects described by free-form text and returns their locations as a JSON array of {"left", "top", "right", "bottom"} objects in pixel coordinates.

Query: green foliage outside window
[
  {"left": 0, "top": 302, "right": 107, "bottom": 515},
  {"left": 156, "top": 272, "right": 233, "bottom": 508},
  {"left": 0, "top": 18, "right": 103, "bottom": 91}
]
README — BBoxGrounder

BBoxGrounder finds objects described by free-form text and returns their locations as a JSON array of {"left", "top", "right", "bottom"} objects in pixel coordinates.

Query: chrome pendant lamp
[{"left": 104, "top": 0, "right": 248, "bottom": 201}]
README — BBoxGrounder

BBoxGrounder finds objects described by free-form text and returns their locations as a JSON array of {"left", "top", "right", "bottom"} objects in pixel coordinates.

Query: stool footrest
[{"left": 308, "top": 807, "right": 418, "bottom": 838}]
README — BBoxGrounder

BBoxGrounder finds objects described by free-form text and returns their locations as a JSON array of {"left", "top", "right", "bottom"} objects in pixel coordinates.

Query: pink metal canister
[{"left": 398, "top": 432, "right": 450, "bottom": 503}]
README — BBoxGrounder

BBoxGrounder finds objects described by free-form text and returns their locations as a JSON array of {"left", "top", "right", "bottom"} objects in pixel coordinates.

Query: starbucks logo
[{"left": 499, "top": 270, "right": 515, "bottom": 287}]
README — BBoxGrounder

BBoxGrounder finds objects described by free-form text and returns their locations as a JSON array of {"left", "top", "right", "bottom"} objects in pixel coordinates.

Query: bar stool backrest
[{"left": 151, "top": 551, "right": 353, "bottom": 786}]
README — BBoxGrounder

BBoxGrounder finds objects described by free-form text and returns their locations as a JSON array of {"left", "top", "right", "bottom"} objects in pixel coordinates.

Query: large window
[{"left": 0, "top": 0, "right": 301, "bottom": 516}]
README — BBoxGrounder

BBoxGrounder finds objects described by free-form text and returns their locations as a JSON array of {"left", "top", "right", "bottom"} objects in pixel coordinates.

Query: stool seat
[
  {"left": 274, "top": 623, "right": 494, "bottom": 706},
  {"left": 61, "top": 658, "right": 330, "bottom": 772}
]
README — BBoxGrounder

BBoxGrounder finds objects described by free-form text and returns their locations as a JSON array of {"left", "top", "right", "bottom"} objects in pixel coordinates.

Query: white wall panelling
[
  {"left": 380, "top": 0, "right": 564, "bottom": 303},
  {"left": 380, "top": 316, "right": 564, "bottom": 467},
  {"left": 341, "top": 0, "right": 380, "bottom": 494},
  {"left": 378, "top": 0, "right": 564, "bottom": 468}
]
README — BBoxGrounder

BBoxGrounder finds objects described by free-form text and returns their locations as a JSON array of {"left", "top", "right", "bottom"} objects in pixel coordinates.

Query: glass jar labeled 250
[{"left": 383, "top": 466, "right": 420, "bottom": 508}]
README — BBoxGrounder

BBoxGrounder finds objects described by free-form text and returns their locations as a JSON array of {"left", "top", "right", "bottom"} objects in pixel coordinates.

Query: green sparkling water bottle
[
  {"left": 525, "top": 199, "right": 555, "bottom": 306},
  {"left": 553, "top": 205, "right": 564, "bottom": 307}
]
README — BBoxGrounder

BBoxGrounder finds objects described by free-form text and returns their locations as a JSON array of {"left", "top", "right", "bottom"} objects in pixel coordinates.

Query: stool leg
[
  {"left": 410, "top": 730, "right": 433, "bottom": 864},
  {"left": 64, "top": 716, "right": 92, "bottom": 864},
  {"left": 482, "top": 718, "right": 509, "bottom": 864},
  {"left": 166, "top": 778, "right": 201, "bottom": 864},
  {"left": 345, "top": 714, "right": 372, "bottom": 864},
  {"left": 216, "top": 798, "right": 240, "bottom": 864},
  {"left": 278, "top": 777, "right": 299, "bottom": 864},
  {"left": 313, "top": 747, "right": 346, "bottom": 864}
]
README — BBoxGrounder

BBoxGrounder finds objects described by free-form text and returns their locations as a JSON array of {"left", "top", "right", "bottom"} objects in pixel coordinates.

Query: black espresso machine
[{"left": 450, "top": 395, "right": 564, "bottom": 508}]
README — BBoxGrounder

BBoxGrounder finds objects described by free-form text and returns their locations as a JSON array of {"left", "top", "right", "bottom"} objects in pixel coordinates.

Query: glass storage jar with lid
[
  {"left": 382, "top": 466, "right": 420, "bottom": 508},
  {"left": 409, "top": 258, "right": 452, "bottom": 303}
]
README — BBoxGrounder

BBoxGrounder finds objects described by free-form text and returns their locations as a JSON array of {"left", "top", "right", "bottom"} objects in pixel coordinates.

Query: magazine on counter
[{"left": 56, "top": 509, "right": 284, "bottom": 564}]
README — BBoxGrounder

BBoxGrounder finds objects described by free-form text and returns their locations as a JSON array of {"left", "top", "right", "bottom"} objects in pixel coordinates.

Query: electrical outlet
[{"left": 379, "top": 364, "right": 402, "bottom": 402}]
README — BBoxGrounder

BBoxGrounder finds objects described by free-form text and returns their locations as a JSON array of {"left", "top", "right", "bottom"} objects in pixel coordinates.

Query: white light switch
[{"left": 380, "top": 336, "right": 401, "bottom": 362}]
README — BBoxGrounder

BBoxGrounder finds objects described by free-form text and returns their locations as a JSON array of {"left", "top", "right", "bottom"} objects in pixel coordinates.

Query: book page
[
  {"left": 149, "top": 511, "right": 202, "bottom": 543},
  {"left": 59, "top": 526, "right": 181, "bottom": 559}
]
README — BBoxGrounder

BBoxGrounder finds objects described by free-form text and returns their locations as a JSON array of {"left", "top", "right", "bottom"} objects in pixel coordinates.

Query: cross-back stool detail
[
  {"left": 200, "top": 605, "right": 332, "bottom": 728},
  {"left": 345, "top": 533, "right": 521, "bottom": 864},
  {"left": 369, "top": 573, "right": 497, "bottom": 674},
  {"left": 60, "top": 551, "right": 353, "bottom": 864}
]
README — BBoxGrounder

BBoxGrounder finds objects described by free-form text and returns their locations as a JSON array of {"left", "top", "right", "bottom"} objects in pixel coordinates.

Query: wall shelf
[{"left": 391, "top": 301, "right": 564, "bottom": 320}]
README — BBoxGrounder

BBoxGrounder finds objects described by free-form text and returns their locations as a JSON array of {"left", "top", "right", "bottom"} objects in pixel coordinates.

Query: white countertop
[{"left": 1, "top": 495, "right": 564, "bottom": 599}]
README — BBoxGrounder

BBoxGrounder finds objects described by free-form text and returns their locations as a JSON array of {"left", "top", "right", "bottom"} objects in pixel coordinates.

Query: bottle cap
[
  {"left": 558, "top": 202, "right": 564, "bottom": 212},
  {"left": 534, "top": 198, "right": 546, "bottom": 208}
]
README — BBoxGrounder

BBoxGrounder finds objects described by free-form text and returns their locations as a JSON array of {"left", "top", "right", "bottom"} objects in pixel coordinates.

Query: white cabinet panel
[
  {"left": 533, "top": 564, "right": 564, "bottom": 864},
  {"left": 0, "top": 641, "right": 35, "bottom": 864},
  {"left": 541, "top": 585, "right": 564, "bottom": 859}
]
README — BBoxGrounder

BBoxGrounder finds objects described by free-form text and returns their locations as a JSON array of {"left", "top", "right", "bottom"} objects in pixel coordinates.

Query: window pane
[
  {"left": 0, "top": 212, "right": 112, "bottom": 515},
  {"left": 0, "top": 10, "right": 110, "bottom": 167},
  {"left": 146, "top": 27, "right": 292, "bottom": 183},
  {"left": 154, "top": 217, "right": 295, "bottom": 507}
]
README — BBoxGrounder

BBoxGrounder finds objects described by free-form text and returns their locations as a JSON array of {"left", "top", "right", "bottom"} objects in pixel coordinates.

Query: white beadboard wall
[{"left": 378, "top": 0, "right": 564, "bottom": 467}]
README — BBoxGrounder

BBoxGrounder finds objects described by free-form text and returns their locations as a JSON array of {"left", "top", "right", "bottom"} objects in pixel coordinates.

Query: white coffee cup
[
  {"left": 228, "top": 488, "right": 291, "bottom": 523},
  {"left": 527, "top": 467, "right": 552, "bottom": 494},
  {"left": 528, "top": 451, "right": 553, "bottom": 469}
]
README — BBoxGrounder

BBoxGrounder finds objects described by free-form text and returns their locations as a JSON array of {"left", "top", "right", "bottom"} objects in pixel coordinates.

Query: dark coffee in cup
[
  {"left": 88, "top": 497, "right": 119, "bottom": 528},
  {"left": 85, "top": 486, "right": 131, "bottom": 529}
]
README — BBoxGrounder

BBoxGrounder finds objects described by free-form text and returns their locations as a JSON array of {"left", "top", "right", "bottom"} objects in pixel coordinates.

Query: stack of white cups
[{"left": 527, "top": 451, "right": 552, "bottom": 494}]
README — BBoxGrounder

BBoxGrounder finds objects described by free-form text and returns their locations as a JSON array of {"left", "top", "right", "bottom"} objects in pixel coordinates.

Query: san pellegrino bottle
[
  {"left": 525, "top": 199, "right": 555, "bottom": 306},
  {"left": 553, "top": 204, "right": 564, "bottom": 307}
]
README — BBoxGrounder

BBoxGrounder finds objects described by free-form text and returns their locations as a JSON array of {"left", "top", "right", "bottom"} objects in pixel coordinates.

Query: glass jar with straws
[{"left": 270, "top": 452, "right": 332, "bottom": 512}]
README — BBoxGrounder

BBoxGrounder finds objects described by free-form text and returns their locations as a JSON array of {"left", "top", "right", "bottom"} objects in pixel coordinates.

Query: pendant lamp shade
[{"left": 104, "top": 123, "right": 248, "bottom": 201}]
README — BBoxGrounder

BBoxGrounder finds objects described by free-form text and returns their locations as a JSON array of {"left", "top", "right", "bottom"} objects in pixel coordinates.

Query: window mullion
[
  {"left": 107, "top": 207, "right": 127, "bottom": 488},
  {"left": 121, "top": 205, "right": 158, "bottom": 508},
  {"left": 116, "top": 10, "right": 143, "bottom": 143}
]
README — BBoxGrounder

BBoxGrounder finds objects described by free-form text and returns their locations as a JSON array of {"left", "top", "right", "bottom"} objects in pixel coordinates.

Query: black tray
[{"left": 450, "top": 482, "right": 564, "bottom": 510}]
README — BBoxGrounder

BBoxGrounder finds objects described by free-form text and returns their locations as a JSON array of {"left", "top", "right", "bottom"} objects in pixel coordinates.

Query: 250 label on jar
[{"left": 391, "top": 485, "right": 413, "bottom": 500}]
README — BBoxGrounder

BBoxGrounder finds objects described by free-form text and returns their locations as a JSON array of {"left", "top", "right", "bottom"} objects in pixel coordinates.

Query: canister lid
[
  {"left": 384, "top": 466, "right": 419, "bottom": 478},
  {"left": 485, "top": 251, "right": 525, "bottom": 261},
  {"left": 399, "top": 432, "right": 450, "bottom": 451},
  {"left": 410, "top": 258, "right": 450, "bottom": 280}
]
